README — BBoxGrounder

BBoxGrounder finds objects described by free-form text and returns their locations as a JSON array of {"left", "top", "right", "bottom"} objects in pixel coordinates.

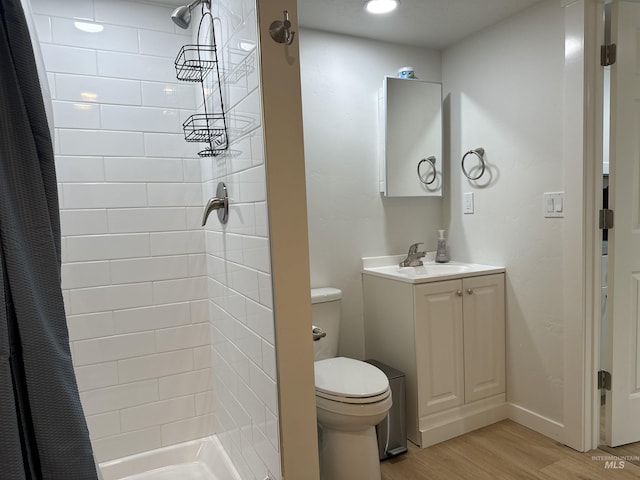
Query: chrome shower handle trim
[{"left": 202, "top": 182, "right": 229, "bottom": 226}]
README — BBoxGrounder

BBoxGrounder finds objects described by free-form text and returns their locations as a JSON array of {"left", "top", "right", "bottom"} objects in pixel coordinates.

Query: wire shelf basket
[
  {"left": 198, "top": 147, "right": 226, "bottom": 157},
  {"left": 174, "top": 44, "right": 217, "bottom": 82},
  {"left": 174, "top": 7, "right": 228, "bottom": 156},
  {"left": 183, "top": 113, "right": 228, "bottom": 156}
]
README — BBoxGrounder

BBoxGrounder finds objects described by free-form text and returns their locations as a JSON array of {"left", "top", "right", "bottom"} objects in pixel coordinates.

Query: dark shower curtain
[{"left": 0, "top": 0, "right": 98, "bottom": 478}]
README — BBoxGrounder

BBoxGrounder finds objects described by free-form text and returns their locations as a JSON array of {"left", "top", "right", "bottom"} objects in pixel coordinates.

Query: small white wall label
[{"left": 543, "top": 192, "right": 564, "bottom": 218}]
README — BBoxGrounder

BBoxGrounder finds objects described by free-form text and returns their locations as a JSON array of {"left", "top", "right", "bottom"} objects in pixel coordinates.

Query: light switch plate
[
  {"left": 463, "top": 192, "right": 474, "bottom": 214},
  {"left": 543, "top": 192, "right": 564, "bottom": 218}
]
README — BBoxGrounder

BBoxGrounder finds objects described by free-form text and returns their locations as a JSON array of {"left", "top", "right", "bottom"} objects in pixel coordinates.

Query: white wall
[
  {"left": 32, "top": 0, "right": 214, "bottom": 462},
  {"left": 197, "top": 0, "right": 281, "bottom": 477},
  {"left": 299, "top": 29, "right": 443, "bottom": 358},
  {"left": 442, "top": 0, "right": 565, "bottom": 427}
]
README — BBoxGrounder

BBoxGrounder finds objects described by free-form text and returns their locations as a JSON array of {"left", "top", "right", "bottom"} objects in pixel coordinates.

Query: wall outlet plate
[{"left": 543, "top": 192, "right": 564, "bottom": 218}]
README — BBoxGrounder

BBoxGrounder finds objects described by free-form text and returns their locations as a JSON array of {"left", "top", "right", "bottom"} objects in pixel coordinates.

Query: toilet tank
[{"left": 311, "top": 288, "right": 342, "bottom": 361}]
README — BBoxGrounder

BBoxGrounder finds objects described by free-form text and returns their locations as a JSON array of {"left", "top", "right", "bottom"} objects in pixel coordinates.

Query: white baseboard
[
  {"left": 414, "top": 400, "right": 566, "bottom": 449},
  {"left": 507, "top": 403, "right": 564, "bottom": 442},
  {"left": 419, "top": 395, "right": 508, "bottom": 447}
]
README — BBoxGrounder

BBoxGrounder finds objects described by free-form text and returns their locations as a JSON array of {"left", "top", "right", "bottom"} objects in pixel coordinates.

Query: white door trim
[{"left": 561, "top": 0, "right": 604, "bottom": 452}]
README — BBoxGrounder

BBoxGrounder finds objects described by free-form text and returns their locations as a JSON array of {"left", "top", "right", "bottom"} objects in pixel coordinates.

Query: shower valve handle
[{"left": 201, "top": 182, "right": 229, "bottom": 226}]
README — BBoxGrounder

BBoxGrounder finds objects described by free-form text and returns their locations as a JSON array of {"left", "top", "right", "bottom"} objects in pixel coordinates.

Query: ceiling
[
  {"left": 152, "top": 0, "right": 543, "bottom": 50},
  {"left": 296, "top": 0, "right": 543, "bottom": 49},
  {"left": 149, "top": 0, "right": 186, "bottom": 5}
]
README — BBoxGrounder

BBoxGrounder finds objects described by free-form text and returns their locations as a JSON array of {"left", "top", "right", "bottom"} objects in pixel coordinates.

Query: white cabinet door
[
  {"left": 463, "top": 274, "right": 506, "bottom": 403},
  {"left": 414, "top": 279, "right": 464, "bottom": 416}
]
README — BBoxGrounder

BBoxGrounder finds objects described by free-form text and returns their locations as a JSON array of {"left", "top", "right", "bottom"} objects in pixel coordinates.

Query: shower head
[
  {"left": 171, "top": 0, "right": 210, "bottom": 29},
  {"left": 171, "top": 5, "right": 191, "bottom": 29}
]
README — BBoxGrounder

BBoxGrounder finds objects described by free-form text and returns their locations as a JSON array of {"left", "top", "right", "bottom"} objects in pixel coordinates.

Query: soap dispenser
[{"left": 436, "top": 229, "right": 450, "bottom": 263}]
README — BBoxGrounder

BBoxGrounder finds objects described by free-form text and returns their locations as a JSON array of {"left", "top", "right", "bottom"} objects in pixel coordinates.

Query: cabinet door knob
[
  {"left": 456, "top": 290, "right": 463, "bottom": 296},
  {"left": 467, "top": 288, "right": 474, "bottom": 295}
]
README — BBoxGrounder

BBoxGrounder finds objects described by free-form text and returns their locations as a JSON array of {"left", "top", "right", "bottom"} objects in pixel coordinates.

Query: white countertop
[{"left": 362, "top": 254, "right": 505, "bottom": 284}]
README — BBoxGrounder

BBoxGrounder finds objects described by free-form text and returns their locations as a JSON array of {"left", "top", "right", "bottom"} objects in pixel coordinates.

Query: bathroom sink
[
  {"left": 373, "top": 263, "right": 472, "bottom": 279},
  {"left": 399, "top": 264, "right": 472, "bottom": 276},
  {"left": 362, "top": 258, "right": 504, "bottom": 284}
]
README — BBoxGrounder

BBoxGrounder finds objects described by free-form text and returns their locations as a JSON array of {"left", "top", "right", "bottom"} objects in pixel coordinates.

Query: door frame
[
  {"left": 561, "top": 0, "right": 605, "bottom": 452},
  {"left": 587, "top": 0, "right": 606, "bottom": 451},
  {"left": 567, "top": 0, "right": 613, "bottom": 451}
]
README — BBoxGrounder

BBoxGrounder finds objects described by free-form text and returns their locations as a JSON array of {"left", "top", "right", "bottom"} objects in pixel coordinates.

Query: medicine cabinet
[{"left": 379, "top": 77, "right": 443, "bottom": 197}]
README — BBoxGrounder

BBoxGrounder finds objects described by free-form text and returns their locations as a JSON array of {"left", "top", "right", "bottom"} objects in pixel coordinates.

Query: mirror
[{"left": 381, "top": 77, "right": 443, "bottom": 197}]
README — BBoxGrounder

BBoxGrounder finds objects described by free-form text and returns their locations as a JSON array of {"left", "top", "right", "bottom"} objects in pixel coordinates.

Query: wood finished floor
[{"left": 380, "top": 420, "right": 640, "bottom": 479}]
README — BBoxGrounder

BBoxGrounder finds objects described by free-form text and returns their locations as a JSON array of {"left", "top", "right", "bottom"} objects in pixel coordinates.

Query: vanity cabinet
[{"left": 363, "top": 271, "right": 506, "bottom": 447}]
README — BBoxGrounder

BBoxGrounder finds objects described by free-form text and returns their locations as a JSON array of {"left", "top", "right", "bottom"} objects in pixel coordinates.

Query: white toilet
[{"left": 311, "top": 288, "right": 392, "bottom": 480}]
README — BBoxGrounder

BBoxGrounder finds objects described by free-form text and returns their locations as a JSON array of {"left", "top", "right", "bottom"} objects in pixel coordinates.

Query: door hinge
[
  {"left": 601, "top": 44, "right": 617, "bottom": 66},
  {"left": 598, "top": 370, "right": 612, "bottom": 390},
  {"left": 599, "top": 209, "right": 614, "bottom": 229}
]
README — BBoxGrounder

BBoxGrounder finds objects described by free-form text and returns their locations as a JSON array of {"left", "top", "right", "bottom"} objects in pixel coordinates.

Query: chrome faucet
[{"left": 400, "top": 242, "right": 426, "bottom": 267}]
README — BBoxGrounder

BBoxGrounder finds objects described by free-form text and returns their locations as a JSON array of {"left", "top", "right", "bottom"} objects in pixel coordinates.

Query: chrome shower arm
[{"left": 187, "top": 0, "right": 210, "bottom": 11}]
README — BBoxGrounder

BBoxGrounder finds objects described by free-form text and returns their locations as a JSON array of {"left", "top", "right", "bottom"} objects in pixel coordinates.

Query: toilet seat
[
  {"left": 315, "top": 387, "right": 392, "bottom": 419},
  {"left": 316, "top": 388, "right": 391, "bottom": 405},
  {"left": 315, "top": 357, "right": 390, "bottom": 405}
]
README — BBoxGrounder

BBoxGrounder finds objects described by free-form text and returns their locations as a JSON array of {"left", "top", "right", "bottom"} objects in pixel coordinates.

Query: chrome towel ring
[
  {"left": 417, "top": 156, "right": 437, "bottom": 185},
  {"left": 462, "top": 147, "right": 486, "bottom": 180}
]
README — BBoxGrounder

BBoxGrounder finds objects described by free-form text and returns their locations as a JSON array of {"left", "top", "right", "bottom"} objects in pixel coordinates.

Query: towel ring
[
  {"left": 462, "top": 148, "right": 486, "bottom": 180},
  {"left": 417, "top": 156, "right": 437, "bottom": 185}
]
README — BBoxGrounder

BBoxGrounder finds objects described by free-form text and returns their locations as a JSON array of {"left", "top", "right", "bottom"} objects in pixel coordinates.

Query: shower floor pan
[
  {"left": 117, "top": 463, "right": 213, "bottom": 480},
  {"left": 100, "top": 436, "right": 241, "bottom": 480}
]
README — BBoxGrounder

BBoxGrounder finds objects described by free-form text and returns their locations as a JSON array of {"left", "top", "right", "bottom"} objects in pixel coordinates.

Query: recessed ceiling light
[{"left": 365, "top": 0, "right": 398, "bottom": 14}]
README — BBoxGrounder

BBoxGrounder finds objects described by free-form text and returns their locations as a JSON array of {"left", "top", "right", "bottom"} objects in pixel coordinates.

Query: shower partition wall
[
  {"left": 30, "top": 0, "right": 282, "bottom": 477},
  {"left": 194, "top": 0, "right": 283, "bottom": 477}
]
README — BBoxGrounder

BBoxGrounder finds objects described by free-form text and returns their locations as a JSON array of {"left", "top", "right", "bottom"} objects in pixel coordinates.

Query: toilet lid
[{"left": 314, "top": 357, "right": 389, "bottom": 399}]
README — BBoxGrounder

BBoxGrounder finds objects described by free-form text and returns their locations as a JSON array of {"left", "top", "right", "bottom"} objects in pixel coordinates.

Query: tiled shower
[{"left": 31, "top": 0, "right": 280, "bottom": 477}]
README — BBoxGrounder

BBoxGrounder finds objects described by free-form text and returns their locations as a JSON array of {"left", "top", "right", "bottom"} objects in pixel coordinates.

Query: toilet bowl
[{"left": 311, "top": 289, "right": 392, "bottom": 480}]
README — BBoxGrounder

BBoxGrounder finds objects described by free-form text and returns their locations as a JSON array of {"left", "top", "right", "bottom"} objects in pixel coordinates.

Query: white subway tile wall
[
  {"left": 32, "top": 0, "right": 213, "bottom": 463},
  {"left": 34, "top": 0, "right": 280, "bottom": 476},
  {"left": 196, "top": 0, "right": 281, "bottom": 476}
]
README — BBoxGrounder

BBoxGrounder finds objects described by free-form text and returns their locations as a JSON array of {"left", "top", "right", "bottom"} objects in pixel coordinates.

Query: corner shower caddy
[{"left": 174, "top": 7, "right": 228, "bottom": 157}]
